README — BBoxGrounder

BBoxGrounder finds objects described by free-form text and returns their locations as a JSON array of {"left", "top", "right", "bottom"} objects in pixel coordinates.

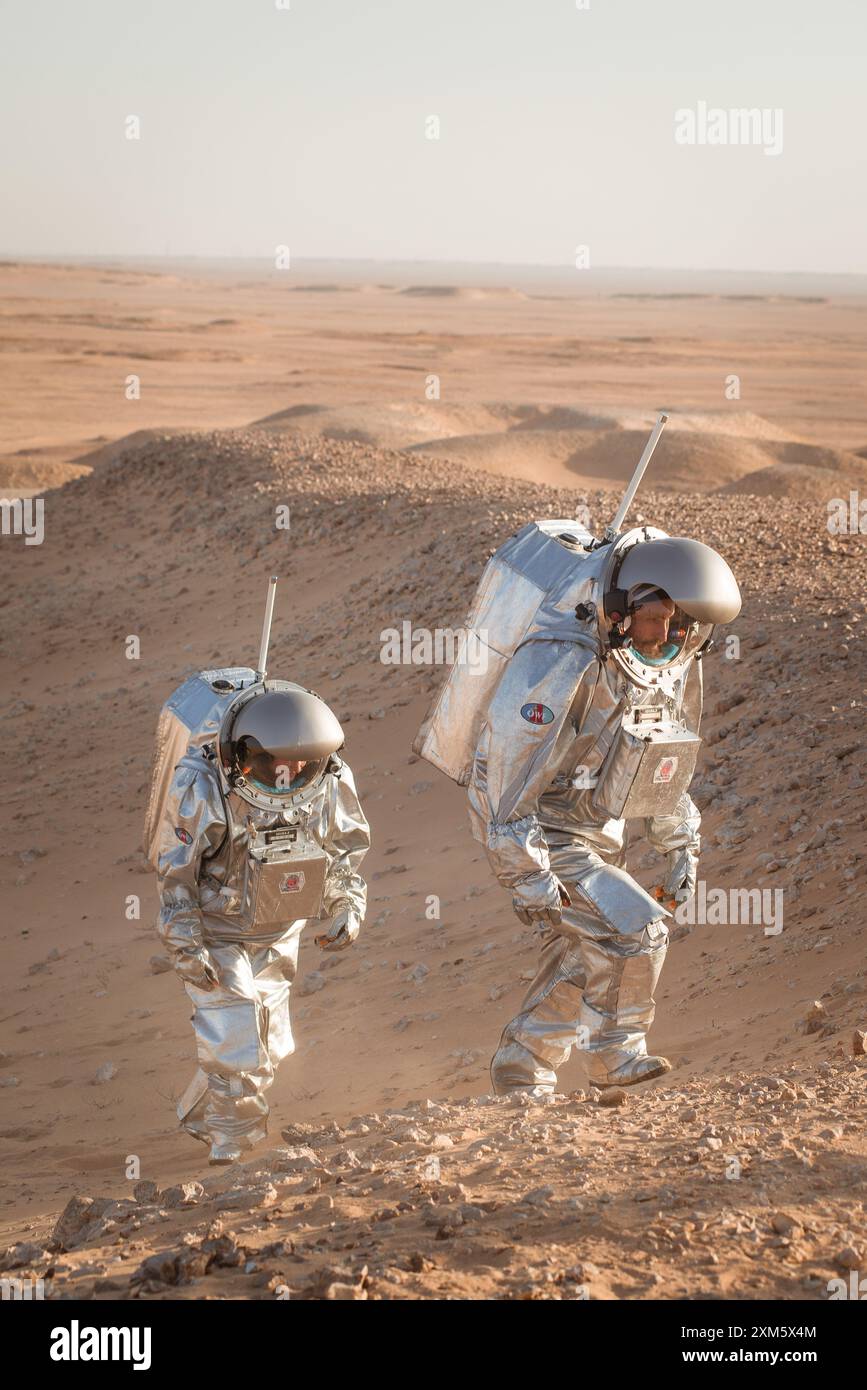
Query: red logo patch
[
  {"left": 653, "top": 757, "right": 678, "bottom": 785},
  {"left": 280, "top": 871, "right": 306, "bottom": 893}
]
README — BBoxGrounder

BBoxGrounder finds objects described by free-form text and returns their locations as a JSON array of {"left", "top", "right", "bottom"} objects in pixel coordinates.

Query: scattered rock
[
  {"left": 214, "top": 1183, "right": 278, "bottom": 1212},
  {"left": 133, "top": 1180, "right": 161, "bottom": 1204},
  {"left": 161, "top": 1181, "right": 205, "bottom": 1209},
  {"left": 298, "top": 971, "right": 327, "bottom": 996},
  {"left": 595, "top": 1088, "right": 628, "bottom": 1108},
  {"left": 0, "top": 1240, "right": 47, "bottom": 1271},
  {"left": 271, "top": 1145, "right": 323, "bottom": 1174},
  {"left": 797, "top": 1001, "right": 827, "bottom": 1035}
]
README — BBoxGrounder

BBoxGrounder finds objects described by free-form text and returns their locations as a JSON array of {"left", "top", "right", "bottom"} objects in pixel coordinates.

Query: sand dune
[
  {"left": 246, "top": 401, "right": 867, "bottom": 499},
  {"left": 3, "top": 260, "right": 866, "bottom": 494},
  {"left": 252, "top": 402, "right": 512, "bottom": 451}
]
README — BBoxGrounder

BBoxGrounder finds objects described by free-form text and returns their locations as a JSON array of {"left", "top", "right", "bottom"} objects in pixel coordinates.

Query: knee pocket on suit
[{"left": 600, "top": 916, "right": 669, "bottom": 955}]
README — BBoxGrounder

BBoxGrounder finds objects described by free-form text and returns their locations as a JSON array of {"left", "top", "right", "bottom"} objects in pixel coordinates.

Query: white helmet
[
  {"left": 218, "top": 681, "right": 344, "bottom": 810},
  {"left": 613, "top": 536, "right": 741, "bottom": 624},
  {"left": 601, "top": 530, "right": 741, "bottom": 678}
]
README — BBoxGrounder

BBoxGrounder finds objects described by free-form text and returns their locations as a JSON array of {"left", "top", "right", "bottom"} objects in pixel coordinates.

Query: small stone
[
  {"left": 392, "top": 1125, "right": 429, "bottom": 1144},
  {"left": 161, "top": 1181, "right": 204, "bottom": 1209},
  {"left": 298, "top": 971, "right": 327, "bottom": 996},
  {"left": 596, "top": 1088, "right": 627, "bottom": 1108},
  {"left": 52, "top": 1196, "right": 112, "bottom": 1251},
  {"left": 133, "top": 1180, "right": 161, "bottom": 1204},
  {"left": 0, "top": 1241, "right": 47, "bottom": 1272},
  {"left": 521, "top": 1185, "right": 555, "bottom": 1206},
  {"left": 375, "top": 1206, "right": 399, "bottom": 1223},
  {"left": 93, "top": 1062, "right": 117, "bottom": 1085},
  {"left": 797, "top": 1001, "right": 827, "bottom": 1035},
  {"left": 201, "top": 1234, "right": 243, "bottom": 1267},
  {"left": 214, "top": 1183, "right": 278, "bottom": 1211},
  {"left": 272, "top": 1145, "right": 323, "bottom": 1174},
  {"left": 407, "top": 1251, "right": 436, "bottom": 1273},
  {"left": 771, "top": 1213, "right": 797, "bottom": 1237}
]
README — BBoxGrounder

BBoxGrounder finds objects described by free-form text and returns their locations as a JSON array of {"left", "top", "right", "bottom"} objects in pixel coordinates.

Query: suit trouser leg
[
  {"left": 490, "top": 930, "right": 587, "bottom": 1093},
  {"left": 176, "top": 926, "right": 302, "bottom": 1149},
  {"left": 490, "top": 842, "right": 669, "bottom": 1093}
]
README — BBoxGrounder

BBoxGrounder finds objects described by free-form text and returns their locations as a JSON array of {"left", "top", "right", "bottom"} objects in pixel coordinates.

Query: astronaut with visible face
[
  {"left": 466, "top": 532, "right": 741, "bottom": 1094},
  {"left": 155, "top": 683, "right": 369, "bottom": 1163}
]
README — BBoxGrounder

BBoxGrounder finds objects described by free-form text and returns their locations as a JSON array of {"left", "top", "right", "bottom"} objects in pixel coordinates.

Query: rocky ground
[{"left": 4, "top": 1058, "right": 866, "bottom": 1301}]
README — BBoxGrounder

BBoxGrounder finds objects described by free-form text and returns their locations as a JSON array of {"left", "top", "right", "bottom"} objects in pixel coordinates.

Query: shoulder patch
[
  {"left": 521, "top": 702, "right": 554, "bottom": 725},
  {"left": 174, "top": 826, "right": 194, "bottom": 845}
]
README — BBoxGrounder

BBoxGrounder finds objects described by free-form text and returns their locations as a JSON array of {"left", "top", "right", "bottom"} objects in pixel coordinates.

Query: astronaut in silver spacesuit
[
  {"left": 155, "top": 684, "right": 369, "bottom": 1163},
  {"left": 466, "top": 534, "right": 741, "bottom": 1094}
]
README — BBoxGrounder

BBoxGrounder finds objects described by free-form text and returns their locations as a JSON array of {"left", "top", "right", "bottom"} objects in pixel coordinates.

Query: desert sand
[{"left": 1, "top": 260, "right": 865, "bottom": 1301}]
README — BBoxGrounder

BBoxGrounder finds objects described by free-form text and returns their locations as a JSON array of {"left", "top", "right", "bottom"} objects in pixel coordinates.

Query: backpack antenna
[
  {"left": 256, "top": 575, "right": 278, "bottom": 683},
  {"left": 603, "top": 413, "right": 669, "bottom": 542}
]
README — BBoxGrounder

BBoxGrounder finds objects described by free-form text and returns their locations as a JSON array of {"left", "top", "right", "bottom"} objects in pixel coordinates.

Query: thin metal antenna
[
  {"left": 256, "top": 575, "right": 278, "bottom": 682},
  {"left": 603, "top": 412, "right": 669, "bottom": 542}
]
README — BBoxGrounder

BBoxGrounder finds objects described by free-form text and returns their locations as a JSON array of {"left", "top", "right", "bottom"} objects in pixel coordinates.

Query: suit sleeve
[
  {"left": 467, "top": 639, "right": 599, "bottom": 890},
  {"left": 644, "top": 792, "right": 701, "bottom": 897},
  {"left": 322, "top": 762, "right": 370, "bottom": 919},
  {"left": 155, "top": 763, "right": 227, "bottom": 961}
]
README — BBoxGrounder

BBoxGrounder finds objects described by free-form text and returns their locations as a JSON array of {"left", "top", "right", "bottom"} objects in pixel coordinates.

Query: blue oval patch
[
  {"left": 521, "top": 702, "right": 554, "bottom": 726},
  {"left": 175, "top": 827, "right": 193, "bottom": 845}
]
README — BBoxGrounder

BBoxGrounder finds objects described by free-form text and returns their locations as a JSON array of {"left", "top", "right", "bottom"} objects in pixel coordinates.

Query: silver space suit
[
  {"left": 154, "top": 682, "right": 369, "bottom": 1161},
  {"left": 461, "top": 530, "right": 741, "bottom": 1093}
]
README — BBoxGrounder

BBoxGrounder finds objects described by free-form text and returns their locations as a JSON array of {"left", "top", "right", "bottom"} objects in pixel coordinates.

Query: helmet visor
[
  {"left": 236, "top": 738, "right": 326, "bottom": 795},
  {"left": 628, "top": 607, "right": 712, "bottom": 667}
]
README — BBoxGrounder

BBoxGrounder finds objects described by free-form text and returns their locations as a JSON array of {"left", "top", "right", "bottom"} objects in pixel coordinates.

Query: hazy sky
[{"left": 0, "top": 0, "right": 864, "bottom": 272}]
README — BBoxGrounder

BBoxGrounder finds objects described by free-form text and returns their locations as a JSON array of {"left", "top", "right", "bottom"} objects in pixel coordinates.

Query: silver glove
[
  {"left": 317, "top": 906, "right": 361, "bottom": 953},
  {"left": 511, "top": 874, "right": 571, "bottom": 927},
  {"left": 174, "top": 947, "right": 219, "bottom": 990}
]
